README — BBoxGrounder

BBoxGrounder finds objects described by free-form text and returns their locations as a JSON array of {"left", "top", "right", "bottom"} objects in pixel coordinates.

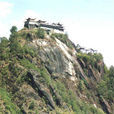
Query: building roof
[{"left": 24, "top": 18, "right": 64, "bottom": 31}]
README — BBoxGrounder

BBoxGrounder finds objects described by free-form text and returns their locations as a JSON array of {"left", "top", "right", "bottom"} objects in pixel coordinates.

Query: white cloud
[
  {"left": 0, "top": 1, "right": 13, "bottom": 37},
  {"left": 0, "top": 1, "right": 13, "bottom": 17}
]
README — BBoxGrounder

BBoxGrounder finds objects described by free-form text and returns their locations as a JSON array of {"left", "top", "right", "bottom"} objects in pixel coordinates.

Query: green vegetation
[
  {"left": 51, "top": 33, "right": 73, "bottom": 49},
  {"left": 20, "top": 58, "right": 38, "bottom": 71},
  {"left": 78, "top": 80, "right": 86, "bottom": 92},
  {"left": 40, "top": 68, "right": 51, "bottom": 86},
  {"left": 0, "top": 88, "right": 20, "bottom": 113},
  {"left": 77, "top": 52, "right": 103, "bottom": 67},
  {"left": 97, "top": 66, "right": 114, "bottom": 102},
  {"left": 20, "top": 58, "right": 51, "bottom": 86},
  {"left": 29, "top": 101, "right": 35, "bottom": 110},
  {"left": 10, "top": 26, "right": 17, "bottom": 34},
  {"left": 0, "top": 38, "right": 9, "bottom": 60},
  {"left": 76, "top": 52, "right": 103, "bottom": 80},
  {"left": 77, "top": 51, "right": 113, "bottom": 104},
  {"left": 52, "top": 80, "right": 105, "bottom": 114},
  {"left": 10, "top": 39, "right": 23, "bottom": 56},
  {"left": 37, "top": 28, "right": 45, "bottom": 38}
]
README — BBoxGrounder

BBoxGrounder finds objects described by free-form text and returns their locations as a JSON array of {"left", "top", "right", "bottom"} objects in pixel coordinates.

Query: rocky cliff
[{"left": 0, "top": 27, "right": 113, "bottom": 114}]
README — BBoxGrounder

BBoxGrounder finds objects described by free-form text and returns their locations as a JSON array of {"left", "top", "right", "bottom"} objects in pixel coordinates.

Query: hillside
[{"left": 0, "top": 27, "right": 114, "bottom": 114}]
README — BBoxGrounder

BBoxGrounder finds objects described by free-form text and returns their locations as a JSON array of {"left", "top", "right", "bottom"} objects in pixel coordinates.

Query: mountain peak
[{"left": 0, "top": 25, "right": 113, "bottom": 114}]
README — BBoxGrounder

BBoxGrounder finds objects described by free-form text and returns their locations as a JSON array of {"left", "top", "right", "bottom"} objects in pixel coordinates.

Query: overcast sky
[{"left": 0, "top": 0, "right": 114, "bottom": 67}]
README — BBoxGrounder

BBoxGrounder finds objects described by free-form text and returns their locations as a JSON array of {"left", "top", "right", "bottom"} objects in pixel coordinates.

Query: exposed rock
[
  {"left": 88, "top": 65, "right": 98, "bottom": 80},
  {"left": 100, "top": 97, "right": 112, "bottom": 114},
  {"left": 70, "top": 76, "right": 77, "bottom": 82},
  {"left": 27, "top": 70, "right": 55, "bottom": 109},
  {"left": 49, "top": 85, "right": 63, "bottom": 106},
  {"left": 37, "top": 42, "right": 75, "bottom": 77},
  {"left": 32, "top": 38, "right": 88, "bottom": 84},
  {"left": 77, "top": 58, "right": 86, "bottom": 68},
  {"left": 33, "top": 39, "right": 49, "bottom": 47}
]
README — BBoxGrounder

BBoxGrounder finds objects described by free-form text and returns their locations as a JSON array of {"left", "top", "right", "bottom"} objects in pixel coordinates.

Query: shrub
[
  {"left": 9, "top": 39, "right": 24, "bottom": 56},
  {"left": 10, "top": 26, "right": 17, "bottom": 34},
  {"left": 0, "top": 39, "right": 9, "bottom": 60},
  {"left": 77, "top": 52, "right": 103, "bottom": 68},
  {"left": 97, "top": 66, "right": 114, "bottom": 102},
  {"left": 93, "top": 53, "right": 103, "bottom": 63},
  {"left": 29, "top": 101, "right": 35, "bottom": 109},
  {"left": 78, "top": 80, "right": 86, "bottom": 92},
  {"left": 51, "top": 33, "right": 73, "bottom": 49},
  {"left": 40, "top": 68, "right": 51, "bottom": 86},
  {"left": 37, "top": 28, "right": 45, "bottom": 38},
  {"left": 20, "top": 58, "right": 39, "bottom": 71},
  {"left": 23, "top": 45, "right": 36, "bottom": 57},
  {"left": 0, "top": 88, "right": 20, "bottom": 113},
  {"left": 53, "top": 80, "right": 105, "bottom": 114}
]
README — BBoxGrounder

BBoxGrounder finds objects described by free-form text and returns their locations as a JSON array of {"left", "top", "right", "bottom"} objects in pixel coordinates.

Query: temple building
[{"left": 24, "top": 18, "right": 64, "bottom": 33}]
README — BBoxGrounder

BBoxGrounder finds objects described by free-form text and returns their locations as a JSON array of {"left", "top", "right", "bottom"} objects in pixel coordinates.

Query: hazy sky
[{"left": 0, "top": 0, "right": 114, "bottom": 67}]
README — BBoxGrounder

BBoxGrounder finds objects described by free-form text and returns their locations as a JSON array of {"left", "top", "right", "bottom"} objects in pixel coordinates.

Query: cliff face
[{"left": 0, "top": 28, "right": 113, "bottom": 114}]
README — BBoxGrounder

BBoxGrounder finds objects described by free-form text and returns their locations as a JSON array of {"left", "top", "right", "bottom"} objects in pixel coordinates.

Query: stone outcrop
[
  {"left": 27, "top": 70, "right": 56, "bottom": 109},
  {"left": 99, "top": 97, "right": 112, "bottom": 114},
  {"left": 30, "top": 38, "right": 89, "bottom": 83}
]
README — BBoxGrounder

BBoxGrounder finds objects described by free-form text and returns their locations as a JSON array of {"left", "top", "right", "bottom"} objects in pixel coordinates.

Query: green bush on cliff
[
  {"left": 37, "top": 28, "right": 45, "bottom": 38},
  {"left": 23, "top": 45, "right": 36, "bottom": 57},
  {"left": 77, "top": 52, "right": 103, "bottom": 68},
  {"left": 29, "top": 101, "right": 35, "bottom": 110},
  {"left": 10, "top": 26, "right": 17, "bottom": 34},
  {"left": 0, "top": 88, "right": 20, "bottom": 113},
  {"left": 0, "top": 38, "right": 9, "bottom": 60},
  {"left": 20, "top": 58, "right": 38, "bottom": 71},
  {"left": 20, "top": 58, "right": 51, "bottom": 86},
  {"left": 10, "top": 39, "right": 24, "bottom": 56},
  {"left": 51, "top": 33, "right": 73, "bottom": 49},
  {"left": 93, "top": 53, "right": 103, "bottom": 63},
  {"left": 40, "top": 68, "right": 51, "bottom": 86},
  {"left": 78, "top": 80, "right": 86, "bottom": 92},
  {"left": 0, "top": 65, "right": 9, "bottom": 87},
  {"left": 97, "top": 66, "right": 114, "bottom": 102},
  {"left": 53, "top": 80, "right": 104, "bottom": 114}
]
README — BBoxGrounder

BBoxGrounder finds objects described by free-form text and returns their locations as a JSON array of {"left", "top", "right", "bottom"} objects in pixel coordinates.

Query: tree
[
  {"left": 0, "top": 38, "right": 9, "bottom": 60},
  {"left": 9, "top": 26, "right": 18, "bottom": 42},
  {"left": 1, "top": 37, "right": 8, "bottom": 42},
  {"left": 108, "top": 66, "right": 114, "bottom": 100},
  {"left": 10, "top": 26, "right": 17, "bottom": 34},
  {"left": 37, "top": 28, "right": 45, "bottom": 38},
  {"left": 97, "top": 80, "right": 108, "bottom": 98},
  {"left": 9, "top": 39, "right": 23, "bottom": 56},
  {"left": 97, "top": 66, "right": 114, "bottom": 101}
]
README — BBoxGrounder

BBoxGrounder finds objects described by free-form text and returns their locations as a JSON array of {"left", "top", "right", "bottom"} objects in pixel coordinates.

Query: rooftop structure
[{"left": 24, "top": 18, "right": 64, "bottom": 32}]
